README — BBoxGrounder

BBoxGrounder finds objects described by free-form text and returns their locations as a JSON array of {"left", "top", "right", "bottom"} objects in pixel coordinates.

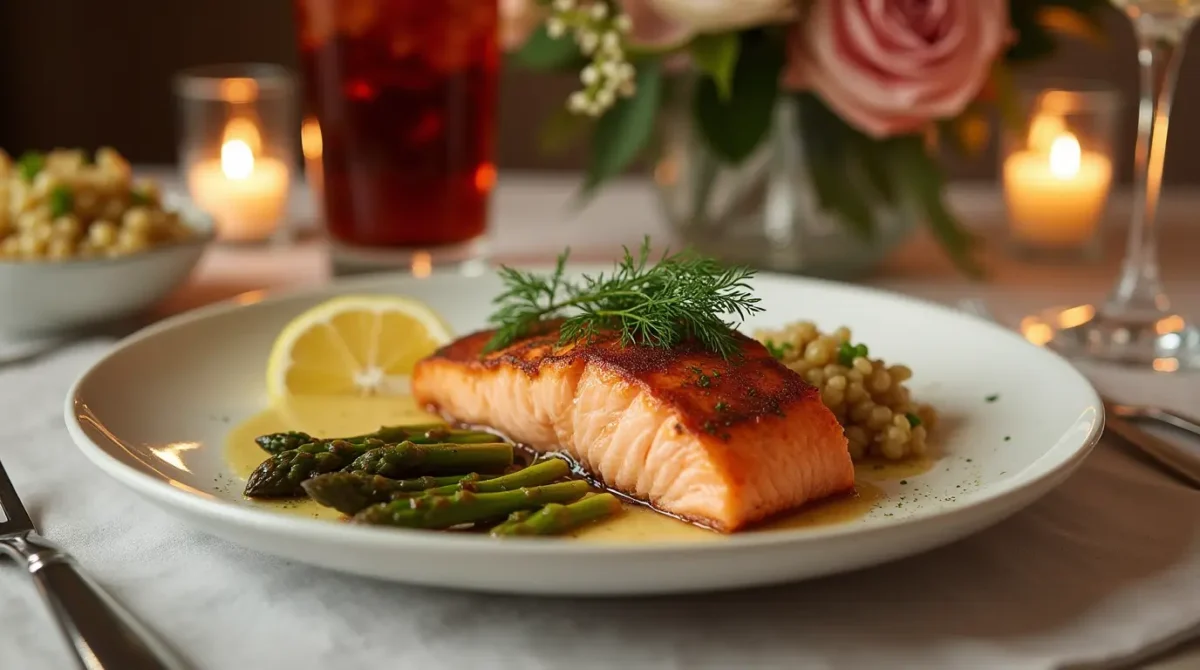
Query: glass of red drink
[{"left": 293, "top": 0, "right": 498, "bottom": 272}]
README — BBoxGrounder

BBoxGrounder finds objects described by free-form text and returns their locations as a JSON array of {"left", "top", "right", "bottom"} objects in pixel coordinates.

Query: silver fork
[{"left": 0, "top": 460, "right": 188, "bottom": 670}]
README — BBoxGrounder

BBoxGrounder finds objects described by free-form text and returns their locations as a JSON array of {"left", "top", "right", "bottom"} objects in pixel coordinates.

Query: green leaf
[
  {"left": 885, "top": 136, "right": 984, "bottom": 279},
  {"left": 509, "top": 24, "right": 583, "bottom": 70},
  {"left": 538, "top": 106, "right": 592, "bottom": 155},
  {"left": 130, "top": 187, "right": 152, "bottom": 206},
  {"left": 794, "top": 93, "right": 882, "bottom": 239},
  {"left": 857, "top": 140, "right": 898, "bottom": 206},
  {"left": 49, "top": 185, "right": 74, "bottom": 218},
  {"left": 580, "top": 59, "right": 664, "bottom": 198},
  {"left": 693, "top": 31, "right": 784, "bottom": 164},
  {"left": 688, "top": 33, "right": 740, "bottom": 101},
  {"left": 17, "top": 151, "right": 44, "bottom": 183}
]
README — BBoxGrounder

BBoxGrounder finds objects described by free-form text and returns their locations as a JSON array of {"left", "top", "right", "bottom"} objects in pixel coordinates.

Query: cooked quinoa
[
  {"left": 753, "top": 321, "right": 937, "bottom": 461},
  {"left": 0, "top": 147, "right": 194, "bottom": 261}
]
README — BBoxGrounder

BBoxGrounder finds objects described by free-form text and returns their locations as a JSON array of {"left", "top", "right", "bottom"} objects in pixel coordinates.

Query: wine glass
[{"left": 1022, "top": 1, "right": 1200, "bottom": 371}]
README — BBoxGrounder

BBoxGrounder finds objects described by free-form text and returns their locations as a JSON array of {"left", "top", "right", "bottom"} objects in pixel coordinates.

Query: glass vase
[{"left": 652, "top": 88, "right": 918, "bottom": 279}]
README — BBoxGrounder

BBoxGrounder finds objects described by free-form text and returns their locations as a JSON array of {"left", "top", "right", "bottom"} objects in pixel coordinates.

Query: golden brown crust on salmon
[
  {"left": 429, "top": 327, "right": 820, "bottom": 441},
  {"left": 413, "top": 327, "right": 855, "bottom": 532}
]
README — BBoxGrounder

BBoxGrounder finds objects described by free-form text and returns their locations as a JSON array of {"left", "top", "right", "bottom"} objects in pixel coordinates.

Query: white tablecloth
[{"left": 1, "top": 174, "right": 1199, "bottom": 669}]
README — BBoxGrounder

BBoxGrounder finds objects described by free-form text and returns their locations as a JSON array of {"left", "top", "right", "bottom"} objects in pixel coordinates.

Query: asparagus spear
[
  {"left": 349, "top": 442, "right": 513, "bottom": 479},
  {"left": 352, "top": 480, "right": 590, "bottom": 529},
  {"left": 254, "top": 424, "right": 501, "bottom": 455},
  {"left": 490, "top": 493, "right": 623, "bottom": 537},
  {"left": 244, "top": 440, "right": 514, "bottom": 498},
  {"left": 302, "top": 459, "right": 571, "bottom": 516},
  {"left": 244, "top": 439, "right": 372, "bottom": 498},
  {"left": 254, "top": 431, "right": 313, "bottom": 456},
  {"left": 298, "top": 472, "right": 489, "bottom": 515},
  {"left": 298, "top": 472, "right": 477, "bottom": 515}
]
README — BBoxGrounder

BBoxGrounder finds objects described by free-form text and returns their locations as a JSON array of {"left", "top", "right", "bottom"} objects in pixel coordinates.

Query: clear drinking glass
[
  {"left": 1021, "top": 1, "right": 1200, "bottom": 371},
  {"left": 292, "top": 0, "right": 499, "bottom": 275}
]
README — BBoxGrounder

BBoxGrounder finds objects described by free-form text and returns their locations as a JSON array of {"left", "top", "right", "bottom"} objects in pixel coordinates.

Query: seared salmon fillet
[{"left": 411, "top": 327, "right": 854, "bottom": 532}]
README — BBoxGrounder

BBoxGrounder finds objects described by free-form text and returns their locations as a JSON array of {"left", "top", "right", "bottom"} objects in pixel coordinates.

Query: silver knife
[
  {"left": 1102, "top": 401, "right": 1200, "bottom": 488},
  {"left": 1105, "top": 398, "right": 1200, "bottom": 439}
]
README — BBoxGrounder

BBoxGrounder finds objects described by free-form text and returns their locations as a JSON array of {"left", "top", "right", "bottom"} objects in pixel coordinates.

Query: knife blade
[
  {"left": 1103, "top": 396, "right": 1200, "bottom": 440},
  {"left": 1102, "top": 408, "right": 1200, "bottom": 488}
]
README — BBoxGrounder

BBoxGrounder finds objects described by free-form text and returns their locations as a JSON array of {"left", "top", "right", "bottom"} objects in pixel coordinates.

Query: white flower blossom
[{"left": 547, "top": 2, "right": 639, "bottom": 117}]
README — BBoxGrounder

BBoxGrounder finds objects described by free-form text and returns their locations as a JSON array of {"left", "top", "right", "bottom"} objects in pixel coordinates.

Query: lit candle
[
  {"left": 187, "top": 116, "right": 289, "bottom": 242},
  {"left": 1003, "top": 121, "right": 1112, "bottom": 248}
]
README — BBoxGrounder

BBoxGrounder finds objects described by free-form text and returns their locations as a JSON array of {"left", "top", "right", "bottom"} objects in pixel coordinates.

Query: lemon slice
[{"left": 265, "top": 295, "right": 453, "bottom": 404}]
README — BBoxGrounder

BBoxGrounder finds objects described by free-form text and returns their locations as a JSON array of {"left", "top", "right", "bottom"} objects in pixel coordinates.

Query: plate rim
[{"left": 63, "top": 265, "right": 1106, "bottom": 556}]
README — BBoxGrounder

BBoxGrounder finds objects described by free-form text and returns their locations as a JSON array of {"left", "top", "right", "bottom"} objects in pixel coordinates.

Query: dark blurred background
[{"left": 2, "top": 1, "right": 1199, "bottom": 184}]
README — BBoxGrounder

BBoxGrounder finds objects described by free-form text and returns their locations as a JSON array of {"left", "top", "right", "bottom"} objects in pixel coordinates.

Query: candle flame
[
  {"left": 1049, "top": 132, "right": 1081, "bottom": 179},
  {"left": 221, "top": 117, "right": 262, "bottom": 180},
  {"left": 222, "top": 140, "right": 255, "bottom": 180}
]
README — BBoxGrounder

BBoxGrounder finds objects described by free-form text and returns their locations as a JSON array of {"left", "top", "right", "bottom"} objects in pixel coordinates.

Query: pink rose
[
  {"left": 783, "top": 0, "right": 1012, "bottom": 138},
  {"left": 619, "top": 0, "right": 694, "bottom": 49},
  {"left": 500, "top": 0, "right": 545, "bottom": 51},
  {"left": 618, "top": 0, "right": 795, "bottom": 49}
]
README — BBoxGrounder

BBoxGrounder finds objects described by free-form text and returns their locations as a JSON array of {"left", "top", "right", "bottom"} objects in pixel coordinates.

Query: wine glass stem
[{"left": 1105, "top": 25, "right": 1192, "bottom": 319}]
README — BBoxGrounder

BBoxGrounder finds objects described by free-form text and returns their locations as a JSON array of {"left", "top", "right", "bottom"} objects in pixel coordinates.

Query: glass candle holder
[
  {"left": 174, "top": 63, "right": 297, "bottom": 243},
  {"left": 1000, "top": 82, "right": 1121, "bottom": 260}
]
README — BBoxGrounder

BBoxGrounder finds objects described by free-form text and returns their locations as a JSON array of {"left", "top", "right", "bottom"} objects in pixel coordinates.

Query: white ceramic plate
[{"left": 64, "top": 268, "right": 1103, "bottom": 596}]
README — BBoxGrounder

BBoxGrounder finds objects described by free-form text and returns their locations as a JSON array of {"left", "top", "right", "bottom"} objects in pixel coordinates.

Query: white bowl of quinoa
[{"left": 0, "top": 147, "right": 213, "bottom": 337}]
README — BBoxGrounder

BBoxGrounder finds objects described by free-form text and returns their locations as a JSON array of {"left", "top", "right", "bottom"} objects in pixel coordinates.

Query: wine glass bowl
[{"left": 1024, "top": 1, "right": 1200, "bottom": 371}]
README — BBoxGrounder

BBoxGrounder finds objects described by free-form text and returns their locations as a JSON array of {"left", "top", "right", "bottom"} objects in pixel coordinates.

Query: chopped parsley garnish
[
  {"left": 764, "top": 340, "right": 792, "bottom": 360},
  {"left": 837, "top": 341, "right": 869, "bottom": 366},
  {"left": 985, "top": 394, "right": 1000, "bottom": 403},
  {"left": 696, "top": 374, "right": 711, "bottom": 388},
  {"left": 1003, "top": 436, "right": 1011, "bottom": 442},
  {"left": 17, "top": 151, "right": 44, "bottom": 183},
  {"left": 905, "top": 412, "right": 922, "bottom": 428},
  {"left": 714, "top": 401, "right": 729, "bottom": 412},
  {"left": 130, "top": 188, "right": 152, "bottom": 206},
  {"left": 48, "top": 185, "right": 73, "bottom": 218}
]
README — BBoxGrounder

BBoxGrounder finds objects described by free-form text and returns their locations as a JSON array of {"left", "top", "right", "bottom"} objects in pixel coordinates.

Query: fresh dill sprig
[{"left": 483, "top": 238, "right": 763, "bottom": 359}]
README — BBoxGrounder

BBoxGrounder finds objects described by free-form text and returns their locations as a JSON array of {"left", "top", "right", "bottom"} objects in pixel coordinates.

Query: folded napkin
[{"left": 0, "top": 342, "right": 1197, "bottom": 670}]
